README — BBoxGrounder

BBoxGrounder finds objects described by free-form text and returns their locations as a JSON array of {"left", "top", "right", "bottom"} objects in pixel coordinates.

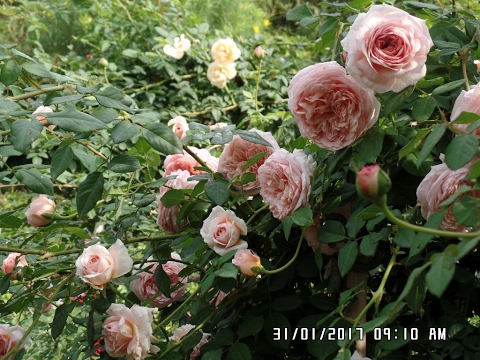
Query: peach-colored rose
[
  {"left": 340, "top": 4, "right": 433, "bottom": 93},
  {"left": 25, "top": 194, "right": 56, "bottom": 227},
  {"left": 164, "top": 147, "right": 218, "bottom": 176},
  {"left": 258, "top": 149, "right": 316, "bottom": 221},
  {"left": 168, "top": 116, "right": 189, "bottom": 140},
  {"left": 200, "top": 206, "right": 248, "bottom": 255},
  {"left": 130, "top": 259, "right": 187, "bottom": 308},
  {"left": 164, "top": 34, "right": 191, "bottom": 60},
  {"left": 288, "top": 61, "right": 380, "bottom": 151},
  {"left": 0, "top": 324, "right": 28, "bottom": 360},
  {"left": 450, "top": 84, "right": 480, "bottom": 136},
  {"left": 211, "top": 38, "right": 241, "bottom": 64},
  {"left": 102, "top": 304, "right": 159, "bottom": 360},
  {"left": 210, "top": 290, "right": 228, "bottom": 308},
  {"left": 169, "top": 324, "right": 210, "bottom": 360},
  {"left": 218, "top": 130, "right": 279, "bottom": 195},
  {"left": 416, "top": 156, "right": 477, "bottom": 231},
  {"left": 33, "top": 105, "right": 53, "bottom": 123},
  {"left": 207, "top": 61, "right": 237, "bottom": 89},
  {"left": 1, "top": 253, "right": 28, "bottom": 280},
  {"left": 232, "top": 249, "right": 262, "bottom": 276},
  {"left": 75, "top": 240, "right": 133, "bottom": 290}
]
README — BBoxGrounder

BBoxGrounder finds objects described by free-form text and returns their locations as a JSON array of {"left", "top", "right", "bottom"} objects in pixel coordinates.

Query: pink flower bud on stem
[{"left": 356, "top": 165, "right": 392, "bottom": 205}]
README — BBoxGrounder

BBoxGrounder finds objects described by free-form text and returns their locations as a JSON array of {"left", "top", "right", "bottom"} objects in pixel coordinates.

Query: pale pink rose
[
  {"left": 207, "top": 61, "right": 237, "bottom": 89},
  {"left": 209, "top": 122, "right": 228, "bottom": 131},
  {"left": 1, "top": 253, "right": 28, "bottom": 280},
  {"left": 475, "top": 60, "right": 480, "bottom": 72},
  {"left": 164, "top": 147, "right": 218, "bottom": 175},
  {"left": 218, "top": 130, "right": 279, "bottom": 195},
  {"left": 168, "top": 116, "right": 189, "bottom": 140},
  {"left": 258, "top": 149, "right": 316, "bottom": 221},
  {"left": 188, "top": 147, "right": 219, "bottom": 173},
  {"left": 200, "top": 206, "right": 248, "bottom": 255},
  {"left": 254, "top": 46, "right": 267, "bottom": 58},
  {"left": 351, "top": 350, "right": 371, "bottom": 360},
  {"left": 75, "top": 240, "right": 133, "bottom": 290},
  {"left": 340, "top": 4, "right": 433, "bottom": 93},
  {"left": 232, "top": 249, "right": 262, "bottom": 276},
  {"left": 130, "top": 259, "right": 187, "bottom": 308},
  {"left": 211, "top": 290, "right": 228, "bottom": 308},
  {"left": 0, "top": 324, "right": 28, "bottom": 360},
  {"left": 211, "top": 38, "right": 241, "bottom": 64},
  {"left": 169, "top": 324, "right": 210, "bottom": 360},
  {"left": 416, "top": 157, "right": 477, "bottom": 231},
  {"left": 450, "top": 84, "right": 480, "bottom": 136},
  {"left": 33, "top": 105, "right": 53, "bottom": 123},
  {"left": 102, "top": 304, "right": 159, "bottom": 360},
  {"left": 288, "top": 61, "right": 380, "bottom": 151},
  {"left": 164, "top": 34, "right": 191, "bottom": 60},
  {"left": 25, "top": 194, "right": 56, "bottom": 227}
]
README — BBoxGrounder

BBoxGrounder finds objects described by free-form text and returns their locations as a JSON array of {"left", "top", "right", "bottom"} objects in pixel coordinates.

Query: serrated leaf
[
  {"left": 451, "top": 111, "right": 480, "bottom": 124},
  {"left": 290, "top": 207, "right": 314, "bottom": 227},
  {"left": 205, "top": 180, "right": 230, "bottom": 206},
  {"left": 160, "top": 189, "right": 184, "bottom": 208},
  {"left": 154, "top": 263, "right": 171, "bottom": 298},
  {"left": 405, "top": 271, "right": 426, "bottom": 313},
  {"left": 399, "top": 128, "right": 430, "bottom": 160},
  {"left": 0, "top": 274, "right": 10, "bottom": 294},
  {"left": 286, "top": 4, "right": 313, "bottom": 21},
  {"left": 51, "top": 145, "right": 74, "bottom": 180},
  {"left": 242, "top": 152, "right": 268, "bottom": 172},
  {"left": 410, "top": 209, "right": 447, "bottom": 257},
  {"left": 142, "top": 123, "right": 183, "bottom": 155},
  {"left": 15, "top": 169, "right": 53, "bottom": 195},
  {"left": 393, "top": 228, "right": 415, "bottom": 248},
  {"left": 44, "top": 108, "right": 108, "bottom": 132},
  {"left": 338, "top": 241, "right": 358, "bottom": 277},
  {"left": 94, "top": 87, "right": 134, "bottom": 113},
  {"left": 358, "top": 128, "right": 383, "bottom": 163},
  {"left": 76, "top": 172, "right": 104, "bottom": 216},
  {"left": 51, "top": 302, "right": 75, "bottom": 340},
  {"left": 10, "top": 119, "right": 44, "bottom": 152},
  {"left": 111, "top": 121, "right": 140, "bottom": 143},
  {"left": 360, "top": 233, "right": 379, "bottom": 256},
  {"left": 0, "top": 211, "right": 22, "bottom": 229},
  {"left": 234, "top": 130, "right": 273, "bottom": 147},
  {"left": 1, "top": 59, "right": 21, "bottom": 85},
  {"left": 317, "top": 221, "right": 346, "bottom": 243},
  {"left": 417, "top": 123, "right": 446, "bottom": 167},
  {"left": 426, "top": 251, "right": 456, "bottom": 297},
  {"left": 238, "top": 315, "right": 264, "bottom": 339},
  {"left": 214, "top": 263, "right": 238, "bottom": 279},
  {"left": 229, "top": 343, "right": 251, "bottom": 360},
  {"left": 445, "top": 134, "right": 478, "bottom": 170},
  {"left": 49, "top": 94, "right": 83, "bottom": 104},
  {"left": 432, "top": 79, "right": 465, "bottom": 96},
  {"left": 412, "top": 97, "right": 436, "bottom": 122},
  {"left": 107, "top": 155, "right": 141, "bottom": 173}
]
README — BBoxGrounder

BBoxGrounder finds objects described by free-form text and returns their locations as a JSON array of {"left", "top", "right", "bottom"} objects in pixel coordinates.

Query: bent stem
[
  {"left": 155, "top": 285, "right": 200, "bottom": 330},
  {"left": 261, "top": 228, "right": 305, "bottom": 275}
]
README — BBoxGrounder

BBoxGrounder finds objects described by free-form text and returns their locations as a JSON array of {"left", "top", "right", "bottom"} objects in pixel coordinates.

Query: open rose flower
[
  {"left": 75, "top": 239, "right": 133, "bottom": 290},
  {"left": 200, "top": 206, "right": 248, "bottom": 255},
  {"left": 258, "top": 149, "right": 316, "bottom": 221},
  {"left": 130, "top": 257, "right": 187, "bottom": 308},
  {"left": 232, "top": 249, "right": 262, "bottom": 276},
  {"left": 0, "top": 324, "right": 29, "bottom": 360},
  {"left": 102, "top": 304, "right": 159, "bottom": 360},
  {"left": 168, "top": 116, "right": 189, "bottom": 140},
  {"left": 164, "top": 147, "right": 218, "bottom": 175},
  {"left": 169, "top": 324, "right": 210, "bottom": 360},
  {"left": 25, "top": 194, "right": 56, "bottom": 227},
  {"left": 218, "top": 130, "right": 279, "bottom": 195},
  {"left": 288, "top": 61, "right": 380, "bottom": 151},
  {"left": 1, "top": 253, "right": 28, "bottom": 280},
  {"left": 211, "top": 38, "right": 241, "bottom": 64},
  {"left": 163, "top": 34, "right": 191, "bottom": 60},
  {"left": 207, "top": 61, "right": 237, "bottom": 89},
  {"left": 340, "top": 4, "right": 433, "bottom": 93},
  {"left": 450, "top": 84, "right": 480, "bottom": 136}
]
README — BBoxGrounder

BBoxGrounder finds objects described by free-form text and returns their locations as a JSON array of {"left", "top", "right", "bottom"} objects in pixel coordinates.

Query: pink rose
[
  {"left": 450, "top": 84, "right": 480, "bottom": 136},
  {"left": 168, "top": 116, "right": 189, "bottom": 140},
  {"left": 25, "top": 194, "right": 56, "bottom": 227},
  {"left": 416, "top": 157, "right": 477, "bottom": 231},
  {"left": 33, "top": 105, "right": 53, "bottom": 123},
  {"left": 356, "top": 164, "right": 392, "bottom": 202},
  {"left": 254, "top": 46, "right": 267, "bottom": 58},
  {"left": 340, "top": 4, "right": 433, "bottom": 93},
  {"left": 102, "top": 304, "right": 159, "bottom": 360},
  {"left": 288, "top": 61, "right": 380, "bottom": 151},
  {"left": 475, "top": 60, "right": 480, "bottom": 72},
  {"left": 130, "top": 259, "right": 187, "bottom": 308},
  {"left": 164, "top": 147, "right": 218, "bottom": 175},
  {"left": 1, "top": 253, "right": 28, "bottom": 280},
  {"left": 0, "top": 324, "right": 28, "bottom": 360},
  {"left": 200, "top": 206, "right": 248, "bottom": 255},
  {"left": 232, "top": 249, "right": 262, "bottom": 276},
  {"left": 169, "top": 324, "right": 210, "bottom": 360},
  {"left": 258, "top": 149, "right": 316, "bottom": 221},
  {"left": 75, "top": 240, "right": 133, "bottom": 290},
  {"left": 218, "top": 130, "right": 279, "bottom": 195}
]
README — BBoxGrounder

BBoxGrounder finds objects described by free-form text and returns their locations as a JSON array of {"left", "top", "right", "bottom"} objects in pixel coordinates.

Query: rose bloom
[
  {"left": 416, "top": 157, "right": 476, "bottom": 231},
  {"left": 169, "top": 324, "right": 210, "bottom": 360},
  {"left": 340, "top": 4, "right": 433, "bottom": 93},
  {"left": 33, "top": 105, "right": 53, "bottom": 123},
  {"left": 200, "top": 206, "right": 248, "bottom": 255},
  {"left": 0, "top": 324, "right": 28, "bottom": 360},
  {"left": 75, "top": 239, "right": 133, "bottom": 290},
  {"left": 102, "top": 304, "right": 159, "bottom": 360},
  {"left": 209, "top": 122, "right": 228, "bottom": 131},
  {"left": 163, "top": 34, "right": 191, "bottom": 60},
  {"left": 130, "top": 259, "right": 187, "bottom": 308},
  {"left": 232, "top": 249, "right": 262, "bottom": 277},
  {"left": 211, "top": 38, "right": 241, "bottom": 64},
  {"left": 25, "top": 194, "right": 56, "bottom": 227},
  {"left": 258, "top": 149, "right": 316, "bottom": 221},
  {"left": 1, "top": 253, "right": 28, "bottom": 280},
  {"left": 475, "top": 60, "right": 480, "bottom": 72},
  {"left": 288, "top": 61, "right": 380, "bottom": 151},
  {"left": 167, "top": 116, "right": 189, "bottom": 140},
  {"left": 450, "top": 84, "right": 480, "bottom": 136},
  {"left": 164, "top": 147, "right": 218, "bottom": 176},
  {"left": 207, "top": 61, "right": 237, "bottom": 89},
  {"left": 218, "top": 130, "right": 279, "bottom": 195}
]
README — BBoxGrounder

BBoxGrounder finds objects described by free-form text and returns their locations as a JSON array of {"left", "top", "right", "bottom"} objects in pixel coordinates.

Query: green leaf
[
  {"left": 205, "top": 180, "right": 230, "bottom": 206},
  {"left": 290, "top": 207, "right": 314, "bottom": 227},
  {"left": 405, "top": 271, "right": 426, "bottom": 313},
  {"left": 91, "top": 108, "right": 118, "bottom": 123},
  {"left": 345, "top": 206, "right": 365, "bottom": 238},
  {"left": 394, "top": 263, "right": 431, "bottom": 309},
  {"left": 272, "top": 296, "right": 302, "bottom": 312},
  {"left": 214, "top": 263, "right": 238, "bottom": 279},
  {"left": 431, "top": 79, "right": 465, "bottom": 96},
  {"left": 452, "top": 196, "right": 480, "bottom": 227},
  {"left": 111, "top": 121, "right": 140, "bottom": 143},
  {"left": 154, "top": 263, "right": 171, "bottom": 297},
  {"left": 44, "top": 108, "right": 108, "bottom": 132},
  {"left": 300, "top": 17, "right": 319, "bottom": 27},
  {"left": 234, "top": 130, "right": 273, "bottom": 147},
  {"left": 314, "top": 247, "right": 323, "bottom": 273},
  {"left": 283, "top": 216, "right": 293, "bottom": 240},
  {"left": 399, "top": 128, "right": 430, "bottom": 160},
  {"left": 49, "top": 94, "right": 83, "bottom": 104},
  {"left": 0, "top": 211, "right": 22, "bottom": 228},
  {"left": 426, "top": 251, "right": 456, "bottom": 297},
  {"left": 107, "top": 155, "right": 141, "bottom": 173},
  {"left": 94, "top": 87, "right": 134, "bottom": 113},
  {"left": 445, "top": 134, "right": 478, "bottom": 170},
  {"left": 417, "top": 123, "right": 446, "bottom": 167},
  {"left": 51, "top": 302, "right": 75, "bottom": 340},
  {"left": 393, "top": 228, "right": 415, "bottom": 248},
  {"left": 358, "top": 128, "right": 384, "bottom": 163},
  {"left": 451, "top": 111, "right": 480, "bottom": 124},
  {"left": 15, "top": 169, "right": 53, "bottom": 195},
  {"left": 10, "top": 119, "right": 44, "bottom": 152},
  {"left": 412, "top": 97, "right": 436, "bottom": 122},
  {"left": 317, "top": 221, "right": 346, "bottom": 243},
  {"left": 338, "top": 241, "right": 358, "bottom": 277},
  {"left": 242, "top": 152, "right": 268, "bottom": 172},
  {"left": 202, "top": 350, "right": 223, "bottom": 360},
  {"left": 51, "top": 145, "right": 74, "bottom": 180},
  {"left": 381, "top": 86, "right": 414, "bottom": 115},
  {"left": 76, "top": 172, "right": 104, "bottom": 216},
  {"left": 0, "top": 274, "right": 10, "bottom": 294},
  {"left": 142, "top": 123, "right": 183, "bottom": 155},
  {"left": 360, "top": 233, "right": 379, "bottom": 256},
  {"left": 410, "top": 209, "right": 447, "bottom": 257},
  {"left": 286, "top": 4, "right": 313, "bottom": 21},
  {"left": 160, "top": 189, "right": 184, "bottom": 208},
  {"left": 229, "top": 343, "right": 251, "bottom": 360},
  {"left": 1, "top": 59, "right": 21, "bottom": 85},
  {"left": 237, "top": 315, "right": 264, "bottom": 339},
  {"left": 22, "top": 62, "right": 52, "bottom": 78}
]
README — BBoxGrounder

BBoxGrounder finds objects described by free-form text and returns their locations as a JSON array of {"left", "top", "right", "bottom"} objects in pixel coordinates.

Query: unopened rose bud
[
  {"left": 232, "top": 249, "right": 263, "bottom": 277},
  {"left": 98, "top": 57, "right": 109, "bottom": 67},
  {"left": 1, "top": 253, "right": 28, "bottom": 280},
  {"left": 25, "top": 194, "right": 56, "bottom": 227},
  {"left": 254, "top": 46, "right": 267, "bottom": 58},
  {"left": 356, "top": 164, "right": 391, "bottom": 203}
]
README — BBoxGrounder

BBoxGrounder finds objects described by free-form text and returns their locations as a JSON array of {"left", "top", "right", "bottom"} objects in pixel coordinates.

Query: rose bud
[
  {"left": 33, "top": 105, "right": 53, "bottom": 123},
  {"left": 25, "top": 195, "right": 56, "bottom": 227},
  {"left": 232, "top": 249, "right": 263, "bottom": 277},
  {"left": 98, "top": 57, "right": 109, "bottom": 67},
  {"left": 1, "top": 253, "right": 28, "bottom": 280},
  {"left": 254, "top": 46, "right": 266, "bottom": 58},
  {"left": 356, "top": 165, "right": 392, "bottom": 203}
]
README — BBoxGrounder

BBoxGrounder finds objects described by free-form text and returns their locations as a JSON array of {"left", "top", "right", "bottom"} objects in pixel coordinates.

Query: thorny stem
[
  {"left": 183, "top": 145, "right": 210, "bottom": 172},
  {"left": 6, "top": 85, "right": 65, "bottom": 101}
]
